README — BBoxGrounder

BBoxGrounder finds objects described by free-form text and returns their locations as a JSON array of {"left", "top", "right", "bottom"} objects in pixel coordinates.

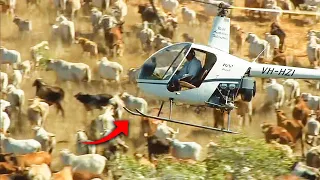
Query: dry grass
[{"left": 1, "top": 0, "right": 320, "bottom": 173}]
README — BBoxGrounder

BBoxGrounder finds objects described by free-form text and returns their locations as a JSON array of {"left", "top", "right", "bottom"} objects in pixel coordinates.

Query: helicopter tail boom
[{"left": 248, "top": 63, "right": 320, "bottom": 80}]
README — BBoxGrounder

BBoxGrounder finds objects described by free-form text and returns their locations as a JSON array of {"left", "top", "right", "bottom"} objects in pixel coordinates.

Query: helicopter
[{"left": 124, "top": 0, "right": 320, "bottom": 134}]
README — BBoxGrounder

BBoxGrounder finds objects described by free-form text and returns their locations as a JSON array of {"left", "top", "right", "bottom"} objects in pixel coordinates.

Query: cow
[
  {"left": 32, "top": 126, "right": 56, "bottom": 154},
  {"left": 246, "top": 32, "right": 270, "bottom": 59},
  {"left": 33, "top": 78, "right": 65, "bottom": 117},
  {"left": 181, "top": 6, "right": 196, "bottom": 26},
  {"left": 145, "top": 134, "right": 170, "bottom": 161},
  {"left": 45, "top": 59, "right": 92, "bottom": 84},
  {"left": 59, "top": 149, "right": 107, "bottom": 174},
  {"left": 166, "top": 138, "right": 202, "bottom": 161},
  {"left": 76, "top": 37, "right": 98, "bottom": 57},
  {"left": 0, "top": 133, "right": 42, "bottom": 155},
  {"left": 275, "top": 110, "right": 304, "bottom": 147},
  {"left": 270, "top": 22, "right": 286, "bottom": 52},
  {"left": 260, "top": 122, "right": 294, "bottom": 145},
  {"left": 9, "top": 151, "right": 52, "bottom": 169},
  {"left": 74, "top": 92, "right": 113, "bottom": 112},
  {"left": 96, "top": 57, "right": 123, "bottom": 85},
  {"left": 27, "top": 97, "right": 50, "bottom": 126},
  {"left": 138, "top": 21, "right": 155, "bottom": 53},
  {"left": 234, "top": 99, "right": 252, "bottom": 127},
  {"left": 292, "top": 96, "right": 311, "bottom": 126},
  {"left": 52, "top": 166, "right": 73, "bottom": 180},
  {"left": 103, "top": 22, "right": 125, "bottom": 57},
  {"left": 138, "top": 4, "right": 158, "bottom": 23}
]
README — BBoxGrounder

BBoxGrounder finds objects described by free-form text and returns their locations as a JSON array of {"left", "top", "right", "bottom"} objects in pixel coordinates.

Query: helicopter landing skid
[{"left": 123, "top": 107, "right": 239, "bottom": 134}]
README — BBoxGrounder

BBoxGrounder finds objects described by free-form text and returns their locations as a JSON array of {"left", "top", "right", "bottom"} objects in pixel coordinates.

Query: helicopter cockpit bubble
[{"left": 138, "top": 42, "right": 192, "bottom": 81}]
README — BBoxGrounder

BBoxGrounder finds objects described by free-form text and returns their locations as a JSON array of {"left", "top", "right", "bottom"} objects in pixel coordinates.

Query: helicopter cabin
[{"left": 137, "top": 42, "right": 255, "bottom": 105}]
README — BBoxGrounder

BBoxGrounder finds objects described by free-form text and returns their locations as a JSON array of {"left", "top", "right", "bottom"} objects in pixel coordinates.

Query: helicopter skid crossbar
[{"left": 123, "top": 107, "right": 238, "bottom": 134}]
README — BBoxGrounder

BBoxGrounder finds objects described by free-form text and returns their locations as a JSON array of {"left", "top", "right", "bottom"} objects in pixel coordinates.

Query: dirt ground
[{"left": 1, "top": 0, "right": 320, "bottom": 173}]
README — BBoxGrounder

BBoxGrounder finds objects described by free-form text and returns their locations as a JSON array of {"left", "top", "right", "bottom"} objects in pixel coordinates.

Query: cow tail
[{"left": 85, "top": 66, "right": 92, "bottom": 83}]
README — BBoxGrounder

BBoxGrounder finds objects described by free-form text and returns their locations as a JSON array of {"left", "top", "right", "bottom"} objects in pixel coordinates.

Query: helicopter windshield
[{"left": 138, "top": 43, "right": 192, "bottom": 80}]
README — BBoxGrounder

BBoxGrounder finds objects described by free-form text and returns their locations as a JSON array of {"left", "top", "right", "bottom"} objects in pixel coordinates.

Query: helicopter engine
[{"left": 207, "top": 77, "right": 256, "bottom": 109}]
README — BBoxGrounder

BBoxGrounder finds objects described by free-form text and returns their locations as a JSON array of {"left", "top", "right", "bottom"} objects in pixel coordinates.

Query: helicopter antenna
[{"left": 251, "top": 44, "right": 269, "bottom": 63}]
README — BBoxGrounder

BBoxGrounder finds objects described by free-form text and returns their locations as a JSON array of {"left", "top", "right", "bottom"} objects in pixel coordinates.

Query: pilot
[
  {"left": 177, "top": 49, "right": 202, "bottom": 81},
  {"left": 167, "top": 49, "right": 202, "bottom": 92}
]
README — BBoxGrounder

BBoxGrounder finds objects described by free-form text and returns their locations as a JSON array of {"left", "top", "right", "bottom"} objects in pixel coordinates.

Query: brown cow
[
  {"left": 52, "top": 166, "right": 73, "bottom": 180},
  {"left": 272, "top": 48, "right": 287, "bottom": 66},
  {"left": 213, "top": 108, "right": 227, "bottom": 129},
  {"left": 235, "top": 28, "right": 246, "bottom": 55},
  {"left": 72, "top": 171, "right": 103, "bottom": 180},
  {"left": 0, "top": 162, "right": 20, "bottom": 174},
  {"left": 260, "top": 122, "right": 294, "bottom": 145},
  {"left": 292, "top": 96, "right": 311, "bottom": 126},
  {"left": 276, "top": 110, "right": 304, "bottom": 141},
  {"left": 234, "top": 99, "right": 252, "bottom": 127},
  {"left": 9, "top": 151, "right": 52, "bottom": 169},
  {"left": 76, "top": 37, "right": 98, "bottom": 57},
  {"left": 104, "top": 22, "right": 125, "bottom": 57}
]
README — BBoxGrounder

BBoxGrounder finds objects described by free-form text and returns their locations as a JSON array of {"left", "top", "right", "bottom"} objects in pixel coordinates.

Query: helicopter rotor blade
[
  {"left": 188, "top": 0, "right": 320, "bottom": 16},
  {"left": 230, "top": 6, "right": 320, "bottom": 16}
]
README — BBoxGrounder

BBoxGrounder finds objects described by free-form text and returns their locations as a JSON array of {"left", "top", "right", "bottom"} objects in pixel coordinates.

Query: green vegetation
[{"left": 110, "top": 134, "right": 297, "bottom": 180}]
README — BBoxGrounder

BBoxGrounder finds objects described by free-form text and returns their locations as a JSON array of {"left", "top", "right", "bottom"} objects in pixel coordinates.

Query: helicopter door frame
[{"left": 169, "top": 48, "right": 218, "bottom": 92}]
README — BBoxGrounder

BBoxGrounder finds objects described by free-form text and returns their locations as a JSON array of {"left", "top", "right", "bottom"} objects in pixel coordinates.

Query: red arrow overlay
[{"left": 82, "top": 120, "right": 129, "bottom": 145}]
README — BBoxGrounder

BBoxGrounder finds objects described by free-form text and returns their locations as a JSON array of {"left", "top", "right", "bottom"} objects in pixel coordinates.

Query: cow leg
[{"left": 55, "top": 102, "right": 65, "bottom": 118}]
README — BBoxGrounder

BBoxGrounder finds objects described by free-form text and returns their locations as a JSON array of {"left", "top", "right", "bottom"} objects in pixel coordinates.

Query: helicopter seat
[{"left": 179, "top": 69, "right": 209, "bottom": 89}]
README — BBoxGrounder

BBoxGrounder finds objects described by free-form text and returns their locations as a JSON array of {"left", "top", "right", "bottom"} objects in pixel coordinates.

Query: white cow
[
  {"left": 307, "top": 32, "right": 320, "bottom": 67},
  {"left": 96, "top": 57, "right": 123, "bottom": 83},
  {"left": 0, "top": 72, "right": 8, "bottom": 93},
  {"left": 54, "top": 15, "right": 76, "bottom": 45},
  {"left": 18, "top": 60, "right": 32, "bottom": 78},
  {"left": 127, "top": 68, "right": 140, "bottom": 84},
  {"left": 90, "top": 8, "right": 102, "bottom": 33},
  {"left": 154, "top": 122, "right": 179, "bottom": 141},
  {"left": 138, "top": 21, "right": 155, "bottom": 53},
  {"left": 112, "top": 0, "right": 127, "bottom": 22},
  {"left": 0, "top": 133, "right": 42, "bottom": 155},
  {"left": 264, "top": 79, "right": 285, "bottom": 109},
  {"left": 181, "top": 6, "right": 196, "bottom": 26},
  {"left": 265, "top": 2, "right": 283, "bottom": 23},
  {"left": 0, "top": 111, "right": 10, "bottom": 134},
  {"left": 265, "top": 32, "right": 280, "bottom": 59},
  {"left": 46, "top": 59, "right": 91, "bottom": 83},
  {"left": 5, "top": 84, "right": 25, "bottom": 114},
  {"left": 119, "top": 92, "right": 148, "bottom": 114},
  {"left": 12, "top": 70, "right": 22, "bottom": 88},
  {"left": 246, "top": 33, "right": 270, "bottom": 59},
  {"left": 75, "top": 130, "right": 96, "bottom": 155},
  {"left": 4, "top": 0, "right": 16, "bottom": 17},
  {"left": 108, "top": 94, "right": 126, "bottom": 119},
  {"left": 93, "top": 105, "right": 115, "bottom": 135},
  {"left": 166, "top": 138, "right": 202, "bottom": 161},
  {"left": 0, "top": 99, "right": 11, "bottom": 112},
  {"left": 282, "top": 79, "right": 300, "bottom": 105},
  {"left": 60, "top": 149, "right": 107, "bottom": 174},
  {"left": 30, "top": 41, "right": 49, "bottom": 67},
  {"left": 161, "top": 0, "right": 179, "bottom": 14},
  {"left": 301, "top": 93, "right": 320, "bottom": 110},
  {"left": 27, "top": 97, "right": 50, "bottom": 127},
  {"left": 32, "top": 126, "right": 56, "bottom": 154},
  {"left": 0, "top": 47, "right": 21, "bottom": 70},
  {"left": 65, "top": 0, "right": 81, "bottom": 20}
]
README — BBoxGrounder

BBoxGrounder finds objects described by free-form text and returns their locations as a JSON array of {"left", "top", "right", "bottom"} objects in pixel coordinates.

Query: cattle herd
[{"left": 3, "top": 0, "right": 320, "bottom": 179}]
